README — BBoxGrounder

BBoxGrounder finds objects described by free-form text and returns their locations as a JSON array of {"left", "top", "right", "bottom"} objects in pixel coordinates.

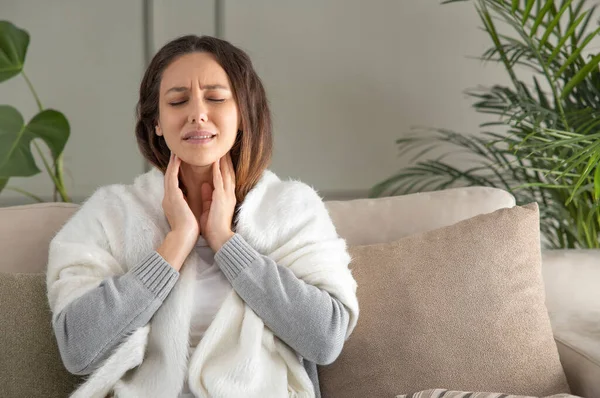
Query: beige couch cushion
[
  {"left": 0, "top": 272, "right": 82, "bottom": 397},
  {"left": 0, "top": 187, "right": 515, "bottom": 273},
  {"left": 318, "top": 203, "right": 569, "bottom": 397},
  {"left": 325, "top": 186, "right": 515, "bottom": 246},
  {"left": 0, "top": 203, "right": 78, "bottom": 273}
]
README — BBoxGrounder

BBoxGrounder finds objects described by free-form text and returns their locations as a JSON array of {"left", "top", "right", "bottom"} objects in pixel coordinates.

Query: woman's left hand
[{"left": 199, "top": 152, "right": 237, "bottom": 253}]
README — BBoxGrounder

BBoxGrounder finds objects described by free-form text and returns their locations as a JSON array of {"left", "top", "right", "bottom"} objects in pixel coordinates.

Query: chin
[{"left": 181, "top": 152, "right": 220, "bottom": 168}]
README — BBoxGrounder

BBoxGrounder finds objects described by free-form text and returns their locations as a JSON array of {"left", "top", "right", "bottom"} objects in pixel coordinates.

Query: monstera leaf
[
  {"left": 0, "top": 21, "right": 29, "bottom": 83},
  {"left": 0, "top": 21, "right": 71, "bottom": 201},
  {"left": 0, "top": 105, "right": 70, "bottom": 178}
]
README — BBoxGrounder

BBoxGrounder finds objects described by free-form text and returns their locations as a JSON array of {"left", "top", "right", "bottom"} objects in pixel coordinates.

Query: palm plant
[{"left": 371, "top": 0, "right": 600, "bottom": 249}]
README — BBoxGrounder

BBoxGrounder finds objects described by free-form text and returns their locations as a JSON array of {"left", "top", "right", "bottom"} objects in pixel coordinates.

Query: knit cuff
[
  {"left": 215, "top": 233, "right": 261, "bottom": 283},
  {"left": 131, "top": 251, "right": 179, "bottom": 301}
]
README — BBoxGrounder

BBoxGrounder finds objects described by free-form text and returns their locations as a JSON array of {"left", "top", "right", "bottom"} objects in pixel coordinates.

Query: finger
[
  {"left": 170, "top": 155, "right": 180, "bottom": 190},
  {"left": 201, "top": 182, "right": 212, "bottom": 211},
  {"left": 170, "top": 154, "right": 183, "bottom": 197}
]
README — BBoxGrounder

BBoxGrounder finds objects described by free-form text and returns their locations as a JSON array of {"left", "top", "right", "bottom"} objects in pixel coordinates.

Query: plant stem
[
  {"left": 22, "top": 71, "right": 71, "bottom": 202},
  {"left": 5, "top": 186, "right": 44, "bottom": 202},
  {"left": 33, "top": 141, "right": 69, "bottom": 201},
  {"left": 55, "top": 154, "right": 70, "bottom": 201},
  {"left": 21, "top": 71, "right": 43, "bottom": 112}
]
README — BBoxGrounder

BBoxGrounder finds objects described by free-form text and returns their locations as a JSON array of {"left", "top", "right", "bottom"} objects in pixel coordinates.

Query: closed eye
[{"left": 168, "top": 99, "right": 225, "bottom": 106}]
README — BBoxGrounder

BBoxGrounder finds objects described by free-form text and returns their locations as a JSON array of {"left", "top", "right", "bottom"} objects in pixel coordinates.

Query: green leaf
[
  {"left": 575, "top": 3, "right": 597, "bottom": 44},
  {"left": 554, "top": 26, "right": 600, "bottom": 80},
  {"left": 440, "top": 0, "right": 470, "bottom": 4},
  {"left": 0, "top": 106, "right": 70, "bottom": 178},
  {"left": 569, "top": 0, "right": 587, "bottom": 42},
  {"left": 522, "top": 0, "right": 536, "bottom": 25},
  {"left": 0, "top": 177, "right": 7, "bottom": 193},
  {"left": 533, "top": 77, "right": 550, "bottom": 109},
  {"left": 0, "top": 21, "right": 29, "bottom": 83},
  {"left": 530, "top": 0, "right": 555, "bottom": 38},
  {"left": 548, "top": 1, "right": 565, "bottom": 35},
  {"left": 25, "top": 110, "right": 70, "bottom": 159},
  {"left": 538, "top": 0, "right": 571, "bottom": 50},
  {"left": 561, "top": 52, "right": 600, "bottom": 99},
  {"left": 0, "top": 105, "right": 35, "bottom": 176},
  {"left": 512, "top": 0, "right": 519, "bottom": 14},
  {"left": 546, "top": 11, "right": 587, "bottom": 67},
  {"left": 567, "top": 154, "right": 599, "bottom": 203},
  {"left": 595, "top": 161, "right": 600, "bottom": 201},
  {"left": 477, "top": 2, "right": 519, "bottom": 85}
]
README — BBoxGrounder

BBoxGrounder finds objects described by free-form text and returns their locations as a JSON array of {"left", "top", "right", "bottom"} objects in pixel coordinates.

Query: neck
[{"left": 179, "top": 162, "right": 214, "bottom": 216}]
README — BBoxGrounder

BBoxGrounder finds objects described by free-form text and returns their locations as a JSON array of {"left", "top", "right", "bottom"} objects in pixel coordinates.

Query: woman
[{"left": 46, "top": 35, "right": 359, "bottom": 398}]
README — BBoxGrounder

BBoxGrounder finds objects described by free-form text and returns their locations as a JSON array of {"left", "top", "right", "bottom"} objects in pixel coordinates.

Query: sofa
[{"left": 0, "top": 186, "right": 598, "bottom": 398}]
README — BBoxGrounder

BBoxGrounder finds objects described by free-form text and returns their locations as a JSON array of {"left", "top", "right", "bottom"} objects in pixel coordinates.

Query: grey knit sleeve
[
  {"left": 52, "top": 251, "right": 179, "bottom": 376},
  {"left": 214, "top": 233, "right": 351, "bottom": 365}
]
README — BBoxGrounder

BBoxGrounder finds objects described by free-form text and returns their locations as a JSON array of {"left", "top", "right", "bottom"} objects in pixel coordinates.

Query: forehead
[{"left": 160, "top": 52, "right": 231, "bottom": 91}]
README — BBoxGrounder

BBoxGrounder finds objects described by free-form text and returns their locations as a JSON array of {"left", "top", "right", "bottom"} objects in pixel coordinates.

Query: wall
[
  {"left": 2, "top": 0, "right": 571, "bottom": 204},
  {"left": 222, "top": 0, "right": 512, "bottom": 198},
  {"left": 0, "top": 0, "right": 147, "bottom": 205}
]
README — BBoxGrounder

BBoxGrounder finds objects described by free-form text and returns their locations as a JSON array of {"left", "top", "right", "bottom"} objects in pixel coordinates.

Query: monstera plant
[{"left": 0, "top": 20, "right": 70, "bottom": 202}]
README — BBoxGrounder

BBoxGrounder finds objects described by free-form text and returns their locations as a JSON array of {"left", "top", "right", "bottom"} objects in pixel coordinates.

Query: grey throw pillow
[{"left": 0, "top": 272, "right": 83, "bottom": 397}]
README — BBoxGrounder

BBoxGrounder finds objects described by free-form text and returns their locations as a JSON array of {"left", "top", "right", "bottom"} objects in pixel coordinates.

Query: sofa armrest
[
  {"left": 555, "top": 338, "right": 600, "bottom": 398},
  {"left": 541, "top": 250, "right": 600, "bottom": 397}
]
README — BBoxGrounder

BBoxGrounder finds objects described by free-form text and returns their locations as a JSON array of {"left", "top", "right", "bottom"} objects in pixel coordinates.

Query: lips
[{"left": 183, "top": 130, "right": 216, "bottom": 140}]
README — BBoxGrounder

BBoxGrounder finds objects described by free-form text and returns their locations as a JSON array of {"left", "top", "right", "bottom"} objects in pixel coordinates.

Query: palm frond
[{"left": 373, "top": 0, "right": 600, "bottom": 248}]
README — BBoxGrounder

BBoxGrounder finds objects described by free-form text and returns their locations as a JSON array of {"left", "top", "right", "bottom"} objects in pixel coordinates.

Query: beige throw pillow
[{"left": 319, "top": 203, "right": 569, "bottom": 397}]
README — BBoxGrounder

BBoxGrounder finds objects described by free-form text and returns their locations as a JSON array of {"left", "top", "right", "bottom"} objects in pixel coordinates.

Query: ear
[{"left": 155, "top": 124, "right": 162, "bottom": 136}]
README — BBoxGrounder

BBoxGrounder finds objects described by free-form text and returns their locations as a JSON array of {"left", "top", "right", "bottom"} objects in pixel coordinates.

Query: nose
[{"left": 188, "top": 97, "right": 208, "bottom": 124}]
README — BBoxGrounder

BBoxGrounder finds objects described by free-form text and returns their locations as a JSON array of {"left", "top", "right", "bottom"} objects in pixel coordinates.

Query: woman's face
[{"left": 156, "top": 52, "right": 240, "bottom": 167}]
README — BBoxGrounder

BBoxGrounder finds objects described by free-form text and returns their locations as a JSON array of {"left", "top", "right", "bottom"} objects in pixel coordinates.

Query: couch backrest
[
  {"left": 326, "top": 186, "right": 515, "bottom": 246},
  {"left": 0, "top": 186, "right": 515, "bottom": 273},
  {"left": 0, "top": 203, "right": 79, "bottom": 273}
]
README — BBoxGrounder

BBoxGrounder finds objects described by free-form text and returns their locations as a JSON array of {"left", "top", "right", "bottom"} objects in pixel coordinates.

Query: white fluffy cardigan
[{"left": 46, "top": 168, "right": 359, "bottom": 398}]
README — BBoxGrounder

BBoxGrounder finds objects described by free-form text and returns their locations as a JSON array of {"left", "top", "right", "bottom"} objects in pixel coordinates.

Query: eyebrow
[{"left": 165, "top": 84, "right": 230, "bottom": 94}]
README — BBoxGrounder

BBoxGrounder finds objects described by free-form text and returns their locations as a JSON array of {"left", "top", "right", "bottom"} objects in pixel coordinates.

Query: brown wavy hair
[{"left": 135, "top": 35, "right": 273, "bottom": 208}]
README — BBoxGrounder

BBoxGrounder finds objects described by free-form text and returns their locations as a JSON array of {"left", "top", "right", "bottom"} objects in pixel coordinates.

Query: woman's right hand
[{"left": 157, "top": 153, "right": 200, "bottom": 271}]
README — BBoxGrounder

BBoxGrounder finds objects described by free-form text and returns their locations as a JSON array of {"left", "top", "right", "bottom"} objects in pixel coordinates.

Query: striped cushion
[{"left": 396, "top": 389, "right": 578, "bottom": 398}]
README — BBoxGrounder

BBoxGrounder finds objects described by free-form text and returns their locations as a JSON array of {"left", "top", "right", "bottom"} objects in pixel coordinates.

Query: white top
[{"left": 179, "top": 235, "right": 233, "bottom": 397}]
